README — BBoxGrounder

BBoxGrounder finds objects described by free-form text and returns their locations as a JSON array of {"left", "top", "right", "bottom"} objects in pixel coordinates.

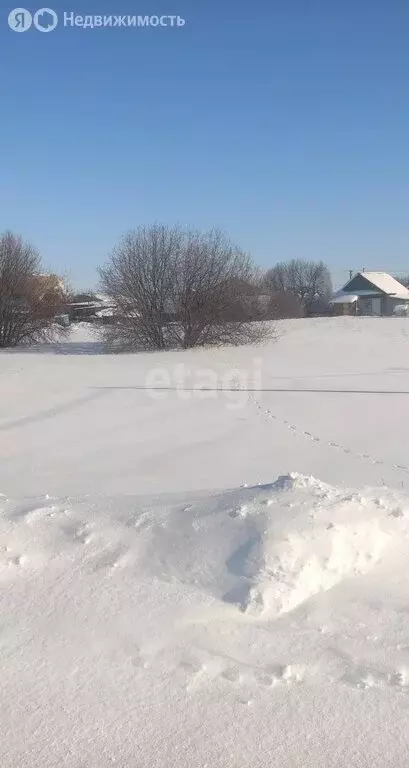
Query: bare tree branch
[{"left": 0, "top": 232, "right": 65, "bottom": 348}]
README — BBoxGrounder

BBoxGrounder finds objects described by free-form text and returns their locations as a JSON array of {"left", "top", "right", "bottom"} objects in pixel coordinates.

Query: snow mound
[
  {"left": 2, "top": 474, "right": 409, "bottom": 767},
  {"left": 237, "top": 474, "right": 391, "bottom": 616},
  {"left": 0, "top": 474, "right": 401, "bottom": 622},
  {"left": 154, "top": 473, "right": 405, "bottom": 619}
]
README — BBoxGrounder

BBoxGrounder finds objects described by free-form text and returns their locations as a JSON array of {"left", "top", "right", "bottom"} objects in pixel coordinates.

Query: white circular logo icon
[
  {"left": 34, "top": 7, "right": 58, "bottom": 32},
  {"left": 8, "top": 7, "right": 32, "bottom": 31}
]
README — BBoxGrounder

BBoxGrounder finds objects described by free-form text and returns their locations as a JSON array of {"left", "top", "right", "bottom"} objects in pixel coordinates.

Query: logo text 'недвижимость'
[{"left": 8, "top": 9, "right": 186, "bottom": 32}]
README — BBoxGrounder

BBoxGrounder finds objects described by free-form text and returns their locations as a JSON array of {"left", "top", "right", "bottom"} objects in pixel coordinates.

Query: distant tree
[
  {"left": 393, "top": 275, "right": 409, "bottom": 289},
  {"left": 99, "top": 224, "right": 273, "bottom": 351},
  {"left": 268, "top": 291, "right": 303, "bottom": 319},
  {"left": 0, "top": 232, "right": 65, "bottom": 348},
  {"left": 168, "top": 229, "right": 271, "bottom": 348},
  {"left": 215, "top": 276, "right": 271, "bottom": 323},
  {"left": 264, "top": 259, "right": 332, "bottom": 315}
]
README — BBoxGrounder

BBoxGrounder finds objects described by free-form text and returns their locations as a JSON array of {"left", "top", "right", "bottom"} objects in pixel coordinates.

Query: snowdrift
[{"left": 2, "top": 473, "right": 409, "bottom": 767}]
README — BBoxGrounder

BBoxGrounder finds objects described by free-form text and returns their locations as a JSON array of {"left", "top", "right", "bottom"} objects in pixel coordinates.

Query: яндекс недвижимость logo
[
  {"left": 8, "top": 7, "right": 58, "bottom": 32},
  {"left": 7, "top": 9, "right": 186, "bottom": 31}
]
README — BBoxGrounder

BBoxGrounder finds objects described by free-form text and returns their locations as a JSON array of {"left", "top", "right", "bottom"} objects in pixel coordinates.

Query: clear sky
[{"left": 1, "top": 0, "right": 408, "bottom": 289}]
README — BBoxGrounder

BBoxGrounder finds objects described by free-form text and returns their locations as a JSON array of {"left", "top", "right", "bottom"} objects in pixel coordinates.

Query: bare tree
[
  {"left": 169, "top": 229, "right": 271, "bottom": 348},
  {"left": 264, "top": 259, "right": 332, "bottom": 315},
  {"left": 99, "top": 224, "right": 181, "bottom": 351},
  {"left": 99, "top": 225, "right": 273, "bottom": 351},
  {"left": 0, "top": 232, "right": 65, "bottom": 348}
]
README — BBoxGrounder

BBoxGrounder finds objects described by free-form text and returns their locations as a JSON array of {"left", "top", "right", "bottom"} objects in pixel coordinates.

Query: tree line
[{"left": 0, "top": 226, "right": 333, "bottom": 350}]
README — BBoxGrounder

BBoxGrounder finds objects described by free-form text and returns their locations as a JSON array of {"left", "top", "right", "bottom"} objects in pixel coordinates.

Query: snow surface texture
[{"left": 2, "top": 317, "right": 409, "bottom": 767}]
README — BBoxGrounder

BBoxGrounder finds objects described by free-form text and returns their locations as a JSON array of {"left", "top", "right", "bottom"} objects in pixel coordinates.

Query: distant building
[
  {"left": 67, "top": 293, "right": 116, "bottom": 323},
  {"left": 33, "top": 274, "right": 67, "bottom": 300},
  {"left": 331, "top": 272, "right": 409, "bottom": 316}
]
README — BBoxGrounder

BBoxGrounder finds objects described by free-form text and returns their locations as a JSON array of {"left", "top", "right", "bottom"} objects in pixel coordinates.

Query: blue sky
[{"left": 1, "top": 0, "right": 408, "bottom": 289}]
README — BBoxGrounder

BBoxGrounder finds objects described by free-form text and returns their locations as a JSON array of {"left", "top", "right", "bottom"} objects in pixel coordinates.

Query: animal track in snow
[
  {"left": 324, "top": 646, "right": 409, "bottom": 694},
  {"left": 249, "top": 394, "right": 409, "bottom": 477},
  {"left": 177, "top": 657, "right": 222, "bottom": 692},
  {"left": 220, "top": 660, "right": 307, "bottom": 690},
  {"left": 177, "top": 648, "right": 307, "bottom": 696},
  {"left": 341, "top": 663, "right": 409, "bottom": 693},
  {"left": 220, "top": 666, "right": 241, "bottom": 683},
  {"left": 0, "top": 543, "right": 45, "bottom": 581}
]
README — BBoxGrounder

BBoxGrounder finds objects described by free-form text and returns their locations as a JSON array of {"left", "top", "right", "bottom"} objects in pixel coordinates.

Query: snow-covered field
[{"left": 2, "top": 317, "right": 409, "bottom": 767}]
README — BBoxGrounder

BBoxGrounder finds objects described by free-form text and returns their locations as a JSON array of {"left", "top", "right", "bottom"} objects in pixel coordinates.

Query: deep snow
[{"left": 2, "top": 317, "right": 409, "bottom": 766}]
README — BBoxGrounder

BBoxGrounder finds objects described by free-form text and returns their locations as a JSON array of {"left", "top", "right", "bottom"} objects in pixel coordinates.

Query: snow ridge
[{"left": 2, "top": 473, "right": 409, "bottom": 766}]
